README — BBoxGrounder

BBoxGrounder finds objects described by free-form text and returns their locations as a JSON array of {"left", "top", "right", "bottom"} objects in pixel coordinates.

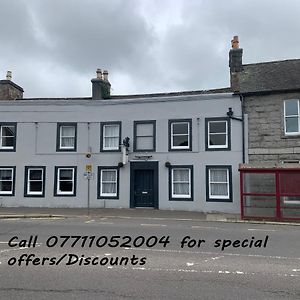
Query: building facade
[{"left": 0, "top": 72, "right": 243, "bottom": 212}]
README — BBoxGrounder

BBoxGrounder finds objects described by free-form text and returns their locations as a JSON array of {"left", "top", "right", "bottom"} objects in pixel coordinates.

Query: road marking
[
  {"left": 204, "top": 256, "right": 224, "bottom": 262},
  {"left": 140, "top": 224, "right": 166, "bottom": 227},
  {"left": 186, "top": 262, "right": 194, "bottom": 266},
  {"left": 104, "top": 253, "right": 111, "bottom": 256},
  {"left": 123, "top": 247, "right": 300, "bottom": 261},
  {"left": 1, "top": 218, "right": 20, "bottom": 221},
  {"left": 85, "top": 220, "right": 95, "bottom": 224},
  {"left": 191, "top": 226, "right": 220, "bottom": 229},
  {"left": 292, "top": 269, "right": 300, "bottom": 272},
  {"left": 248, "top": 228, "right": 276, "bottom": 232}
]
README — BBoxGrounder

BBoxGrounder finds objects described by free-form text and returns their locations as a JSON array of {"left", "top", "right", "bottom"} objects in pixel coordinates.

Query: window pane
[
  {"left": 173, "top": 135, "right": 188, "bottom": 147},
  {"left": 59, "top": 170, "right": 73, "bottom": 180},
  {"left": 29, "top": 169, "right": 42, "bottom": 180},
  {"left": 209, "top": 134, "right": 226, "bottom": 146},
  {"left": 286, "top": 117, "right": 298, "bottom": 133},
  {"left": 61, "top": 137, "right": 75, "bottom": 147},
  {"left": 285, "top": 100, "right": 298, "bottom": 116},
  {"left": 173, "top": 169, "right": 189, "bottom": 181},
  {"left": 29, "top": 181, "right": 42, "bottom": 192},
  {"left": 2, "top": 137, "right": 14, "bottom": 147},
  {"left": 211, "top": 183, "right": 228, "bottom": 196},
  {"left": 173, "top": 123, "right": 188, "bottom": 134},
  {"left": 105, "top": 125, "right": 119, "bottom": 136},
  {"left": 136, "top": 124, "right": 153, "bottom": 136},
  {"left": 0, "top": 170, "right": 12, "bottom": 180},
  {"left": 174, "top": 183, "right": 189, "bottom": 195},
  {"left": 209, "top": 122, "right": 226, "bottom": 133},
  {"left": 2, "top": 126, "right": 15, "bottom": 137},
  {"left": 104, "top": 137, "right": 119, "bottom": 148},
  {"left": 136, "top": 137, "right": 153, "bottom": 150},
  {"left": 210, "top": 169, "right": 227, "bottom": 182},
  {"left": 102, "top": 170, "right": 116, "bottom": 182},
  {"left": 102, "top": 183, "right": 116, "bottom": 194},
  {"left": 61, "top": 126, "right": 75, "bottom": 136},
  {"left": 59, "top": 181, "right": 73, "bottom": 192}
]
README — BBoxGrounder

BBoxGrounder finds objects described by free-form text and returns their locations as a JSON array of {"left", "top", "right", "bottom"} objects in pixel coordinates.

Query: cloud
[{"left": 1, "top": 0, "right": 300, "bottom": 97}]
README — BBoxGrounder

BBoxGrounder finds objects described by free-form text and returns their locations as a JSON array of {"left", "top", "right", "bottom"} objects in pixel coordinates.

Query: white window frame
[
  {"left": 0, "top": 167, "right": 14, "bottom": 195},
  {"left": 56, "top": 167, "right": 75, "bottom": 195},
  {"left": 26, "top": 168, "right": 44, "bottom": 196},
  {"left": 59, "top": 125, "right": 76, "bottom": 150},
  {"left": 208, "top": 120, "right": 228, "bottom": 149},
  {"left": 284, "top": 99, "right": 300, "bottom": 135},
  {"left": 0, "top": 125, "right": 15, "bottom": 150},
  {"left": 171, "top": 168, "right": 191, "bottom": 199},
  {"left": 171, "top": 121, "right": 190, "bottom": 150},
  {"left": 208, "top": 168, "right": 230, "bottom": 200},
  {"left": 100, "top": 169, "right": 118, "bottom": 197},
  {"left": 103, "top": 124, "right": 120, "bottom": 151}
]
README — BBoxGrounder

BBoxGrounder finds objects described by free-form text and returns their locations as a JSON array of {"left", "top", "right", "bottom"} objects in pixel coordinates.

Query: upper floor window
[
  {"left": 0, "top": 167, "right": 15, "bottom": 196},
  {"left": 0, "top": 123, "right": 17, "bottom": 152},
  {"left": 284, "top": 99, "right": 300, "bottom": 135},
  {"left": 24, "top": 166, "right": 46, "bottom": 197},
  {"left": 101, "top": 122, "right": 121, "bottom": 152},
  {"left": 205, "top": 118, "right": 231, "bottom": 151},
  {"left": 133, "top": 121, "right": 156, "bottom": 152},
  {"left": 57, "top": 123, "right": 77, "bottom": 151},
  {"left": 169, "top": 119, "right": 192, "bottom": 151},
  {"left": 206, "top": 166, "right": 232, "bottom": 202},
  {"left": 169, "top": 165, "right": 193, "bottom": 201},
  {"left": 54, "top": 167, "right": 77, "bottom": 196}
]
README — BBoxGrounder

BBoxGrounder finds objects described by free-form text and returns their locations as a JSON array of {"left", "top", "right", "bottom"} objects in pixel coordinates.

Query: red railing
[{"left": 239, "top": 167, "right": 300, "bottom": 222}]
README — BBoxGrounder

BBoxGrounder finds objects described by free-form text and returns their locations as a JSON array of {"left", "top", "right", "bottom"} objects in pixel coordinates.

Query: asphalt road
[{"left": 0, "top": 216, "right": 299, "bottom": 300}]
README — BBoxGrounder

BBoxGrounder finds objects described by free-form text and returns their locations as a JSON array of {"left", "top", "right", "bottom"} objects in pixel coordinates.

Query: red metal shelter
[{"left": 239, "top": 164, "right": 300, "bottom": 222}]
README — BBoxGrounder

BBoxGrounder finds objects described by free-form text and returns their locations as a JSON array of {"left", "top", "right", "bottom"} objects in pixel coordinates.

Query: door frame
[{"left": 130, "top": 161, "right": 159, "bottom": 209}]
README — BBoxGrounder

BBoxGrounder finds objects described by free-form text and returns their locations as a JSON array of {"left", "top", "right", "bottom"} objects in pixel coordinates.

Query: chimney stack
[
  {"left": 91, "top": 68, "right": 111, "bottom": 99},
  {"left": 229, "top": 36, "right": 243, "bottom": 92},
  {"left": 0, "top": 71, "right": 24, "bottom": 100}
]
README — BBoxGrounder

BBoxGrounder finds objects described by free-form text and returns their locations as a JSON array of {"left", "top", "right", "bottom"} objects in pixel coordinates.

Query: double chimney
[
  {"left": 91, "top": 68, "right": 111, "bottom": 99},
  {"left": 0, "top": 71, "right": 24, "bottom": 100},
  {"left": 229, "top": 35, "right": 243, "bottom": 92}
]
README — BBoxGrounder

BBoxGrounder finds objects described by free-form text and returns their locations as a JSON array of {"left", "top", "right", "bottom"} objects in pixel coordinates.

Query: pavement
[{"left": 0, "top": 207, "right": 299, "bottom": 225}]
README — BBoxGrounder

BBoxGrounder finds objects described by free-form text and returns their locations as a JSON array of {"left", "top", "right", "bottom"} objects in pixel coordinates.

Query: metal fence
[{"left": 239, "top": 167, "right": 300, "bottom": 222}]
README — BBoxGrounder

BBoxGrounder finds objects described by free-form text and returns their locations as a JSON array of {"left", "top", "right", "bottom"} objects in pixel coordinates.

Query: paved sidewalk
[{"left": 0, "top": 207, "right": 299, "bottom": 225}]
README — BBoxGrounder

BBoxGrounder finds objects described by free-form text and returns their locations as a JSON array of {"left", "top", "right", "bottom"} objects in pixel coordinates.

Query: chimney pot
[
  {"left": 6, "top": 71, "right": 12, "bottom": 81},
  {"left": 96, "top": 68, "right": 102, "bottom": 79},
  {"left": 231, "top": 36, "right": 239, "bottom": 49},
  {"left": 103, "top": 70, "right": 108, "bottom": 81}
]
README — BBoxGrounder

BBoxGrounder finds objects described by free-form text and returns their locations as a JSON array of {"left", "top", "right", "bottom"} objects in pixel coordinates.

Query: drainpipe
[{"left": 226, "top": 95, "right": 245, "bottom": 163}]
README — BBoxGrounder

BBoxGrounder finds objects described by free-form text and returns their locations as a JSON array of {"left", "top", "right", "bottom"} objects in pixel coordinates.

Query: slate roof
[{"left": 239, "top": 59, "right": 300, "bottom": 94}]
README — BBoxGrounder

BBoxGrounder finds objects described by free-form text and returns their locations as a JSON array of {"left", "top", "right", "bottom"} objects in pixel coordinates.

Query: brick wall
[{"left": 244, "top": 92, "right": 300, "bottom": 164}]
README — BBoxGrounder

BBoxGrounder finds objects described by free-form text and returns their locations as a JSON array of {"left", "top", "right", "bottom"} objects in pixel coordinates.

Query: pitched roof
[{"left": 239, "top": 59, "right": 300, "bottom": 94}]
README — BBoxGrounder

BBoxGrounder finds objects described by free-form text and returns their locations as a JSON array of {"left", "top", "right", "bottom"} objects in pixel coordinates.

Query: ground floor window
[
  {"left": 0, "top": 167, "right": 15, "bottom": 195},
  {"left": 98, "top": 167, "right": 119, "bottom": 199},
  {"left": 169, "top": 165, "right": 193, "bottom": 201},
  {"left": 24, "top": 166, "right": 45, "bottom": 197},
  {"left": 54, "top": 167, "right": 76, "bottom": 196},
  {"left": 206, "top": 165, "right": 232, "bottom": 202}
]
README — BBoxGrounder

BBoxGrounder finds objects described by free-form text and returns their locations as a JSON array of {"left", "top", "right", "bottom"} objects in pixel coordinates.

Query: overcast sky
[{"left": 1, "top": 0, "right": 300, "bottom": 98}]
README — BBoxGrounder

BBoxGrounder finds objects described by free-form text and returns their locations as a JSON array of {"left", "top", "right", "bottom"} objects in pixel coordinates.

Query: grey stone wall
[{"left": 244, "top": 92, "right": 300, "bottom": 164}]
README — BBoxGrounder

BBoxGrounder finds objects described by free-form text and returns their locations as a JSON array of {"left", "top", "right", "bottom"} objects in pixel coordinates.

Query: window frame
[
  {"left": 56, "top": 123, "right": 77, "bottom": 152},
  {"left": 284, "top": 99, "right": 300, "bottom": 135},
  {"left": 0, "top": 123, "right": 17, "bottom": 152},
  {"left": 97, "top": 166, "right": 120, "bottom": 199},
  {"left": 133, "top": 120, "right": 156, "bottom": 152},
  {"left": 24, "top": 166, "right": 46, "bottom": 197},
  {"left": 54, "top": 166, "right": 77, "bottom": 197},
  {"left": 205, "top": 117, "right": 231, "bottom": 151},
  {"left": 169, "top": 165, "right": 193, "bottom": 201},
  {"left": 0, "top": 166, "right": 16, "bottom": 196},
  {"left": 168, "top": 119, "right": 192, "bottom": 151},
  {"left": 100, "top": 121, "right": 122, "bottom": 152},
  {"left": 206, "top": 165, "right": 233, "bottom": 202}
]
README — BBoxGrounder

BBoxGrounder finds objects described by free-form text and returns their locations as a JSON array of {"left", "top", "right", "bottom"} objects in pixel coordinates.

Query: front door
[
  {"left": 130, "top": 162, "right": 159, "bottom": 208},
  {"left": 134, "top": 169, "right": 154, "bottom": 207}
]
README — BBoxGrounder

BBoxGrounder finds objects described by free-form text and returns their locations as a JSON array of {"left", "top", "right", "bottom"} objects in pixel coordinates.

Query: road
[{"left": 0, "top": 215, "right": 299, "bottom": 299}]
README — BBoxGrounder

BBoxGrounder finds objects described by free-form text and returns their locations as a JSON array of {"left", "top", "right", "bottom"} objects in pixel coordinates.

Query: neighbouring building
[
  {"left": 229, "top": 36, "right": 300, "bottom": 221},
  {"left": 0, "top": 69, "right": 243, "bottom": 212}
]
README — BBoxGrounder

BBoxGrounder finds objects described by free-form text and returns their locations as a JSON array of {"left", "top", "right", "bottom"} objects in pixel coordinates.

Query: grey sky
[{"left": 1, "top": 0, "right": 300, "bottom": 97}]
